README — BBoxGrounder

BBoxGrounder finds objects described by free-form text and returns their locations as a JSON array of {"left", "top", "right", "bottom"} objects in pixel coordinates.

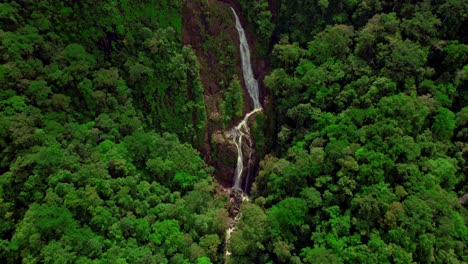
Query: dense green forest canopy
[
  {"left": 0, "top": 0, "right": 467, "bottom": 263},
  {"left": 0, "top": 0, "right": 223, "bottom": 263},
  {"left": 232, "top": 0, "right": 467, "bottom": 263}
]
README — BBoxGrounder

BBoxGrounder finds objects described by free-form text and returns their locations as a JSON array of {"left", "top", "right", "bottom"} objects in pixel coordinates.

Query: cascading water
[
  {"left": 225, "top": 6, "right": 263, "bottom": 259},
  {"left": 232, "top": 109, "right": 261, "bottom": 191},
  {"left": 230, "top": 6, "right": 262, "bottom": 192}
]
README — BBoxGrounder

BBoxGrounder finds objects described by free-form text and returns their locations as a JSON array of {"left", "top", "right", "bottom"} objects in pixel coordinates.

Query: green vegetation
[
  {"left": 0, "top": 0, "right": 467, "bottom": 263},
  {"left": 252, "top": 111, "right": 267, "bottom": 159},
  {"left": 0, "top": 0, "right": 222, "bottom": 263},
  {"left": 220, "top": 76, "right": 244, "bottom": 127},
  {"left": 229, "top": 0, "right": 468, "bottom": 263},
  {"left": 238, "top": 0, "right": 274, "bottom": 55}
]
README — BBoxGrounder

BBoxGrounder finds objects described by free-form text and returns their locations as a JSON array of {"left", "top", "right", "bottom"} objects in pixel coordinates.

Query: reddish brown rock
[{"left": 182, "top": 0, "right": 270, "bottom": 186}]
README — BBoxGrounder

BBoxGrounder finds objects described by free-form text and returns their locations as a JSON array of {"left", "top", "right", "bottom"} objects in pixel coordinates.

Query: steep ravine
[
  {"left": 224, "top": 6, "right": 265, "bottom": 259},
  {"left": 183, "top": 1, "right": 268, "bottom": 261},
  {"left": 182, "top": 0, "right": 269, "bottom": 191}
]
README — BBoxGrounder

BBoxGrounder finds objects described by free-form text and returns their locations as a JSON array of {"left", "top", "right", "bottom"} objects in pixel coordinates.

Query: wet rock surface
[
  {"left": 228, "top": 189, "right": 245, "bottom": 217},
  {"left": 211, "top": 130, "right": 237, "bottom": 184},
  {"left": 182, "top": 0, "right": 268, "bottom": 186}
]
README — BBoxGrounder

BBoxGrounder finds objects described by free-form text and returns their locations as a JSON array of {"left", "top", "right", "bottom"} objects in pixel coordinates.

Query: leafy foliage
[
  {"left": 230, "top": 0, "right": 468, "bottom": 263},
  {"left": 0, "top": 0, "right": 224, "bottom": 263},
  {"left": 220, "top": 77, "right": 244, "bottom": 127},
  {"left": 1, "top": 0, "right": 467, "bottom": 263}
]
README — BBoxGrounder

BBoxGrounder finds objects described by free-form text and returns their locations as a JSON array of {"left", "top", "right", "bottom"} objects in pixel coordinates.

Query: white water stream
[
  {"left": 225, "top": 7, "right": 263, "bottom": 259},
  {"left": 230, "top": 6, "right": 262, "bottom": 191}
]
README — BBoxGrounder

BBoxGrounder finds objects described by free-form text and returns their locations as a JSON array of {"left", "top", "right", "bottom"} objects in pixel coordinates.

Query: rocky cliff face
[{"left": 182, "top": 0, "right": 268, "bottom": 186}]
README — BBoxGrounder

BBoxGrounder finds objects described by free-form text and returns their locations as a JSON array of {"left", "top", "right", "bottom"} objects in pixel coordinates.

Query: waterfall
[
  {"left": 225, "top": 6, "right": 263, "bottom": 259},
  {"left": 230, "top": 7, "right": 262, "bottom": 192}
]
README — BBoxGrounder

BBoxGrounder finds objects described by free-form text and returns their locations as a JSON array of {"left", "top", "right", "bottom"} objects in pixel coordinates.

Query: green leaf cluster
[
  {"left": 0, "top": 0, "right": 223, "bottom": 263},
  {"left": 228, "top": 0, "right": 467, "bottom": 263}
]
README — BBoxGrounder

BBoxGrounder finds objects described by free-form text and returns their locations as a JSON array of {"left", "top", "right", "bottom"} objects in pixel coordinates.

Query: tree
[
  {"left": 379, "top": 39, "right": 429, "bottom": 82},
  {"left": 301, "top": 247, "right": 343, "bottom": 264},
  {"left": 199, "top": 234, "right": 220, "bottom": 262},
  {"left": 401, "top": 10, "right": 441, "bottom": 44},
  {"left": 229, "top": 204, "right": 268, "bottom": 263},
  {"left": 220, "top": 76, "right": 243, "bottom": 126},
  {"left": 307, "top": 25, "right": 354, "bottom": 65},
  {"left": 268, "top": 198, "right": 307, "bottom": 242},
  {"left": 197, "top": 256, "right": 212, "bottom": 264},
  {"left": 432, "top": 107, "right": 456, "bottom": 140},
  {"left": 272, "top": 40, "right": 305, "bottom": 72},
  {"left": 151, "top": 220, "right": 185, "bottom": 255}
]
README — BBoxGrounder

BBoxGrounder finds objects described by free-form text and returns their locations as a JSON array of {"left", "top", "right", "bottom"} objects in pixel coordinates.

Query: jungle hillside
[{"left": 0, "top": 0, "right": 467, "bottom": 263}]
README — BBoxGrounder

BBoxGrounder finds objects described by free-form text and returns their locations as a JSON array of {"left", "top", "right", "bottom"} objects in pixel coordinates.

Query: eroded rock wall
[{"left": 182, "top": 0, "right": 268, "bottom": 186}]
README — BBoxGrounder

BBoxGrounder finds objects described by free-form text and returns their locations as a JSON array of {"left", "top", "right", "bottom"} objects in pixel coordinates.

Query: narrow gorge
[
  {"left": 225, "top": 6, "right": 263, "bottom": 259},
  {"left": 1, "top": 0, "right": 466, "bottom": 263},
  {"left": 182, "top": 1, "right": 269, "bottom": 261},
  {"left": 230, "top": 6, "right": 263, "bottom": 192},
  {"left": 182, "top": 0, "right": 268, "bottom": 194}
]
